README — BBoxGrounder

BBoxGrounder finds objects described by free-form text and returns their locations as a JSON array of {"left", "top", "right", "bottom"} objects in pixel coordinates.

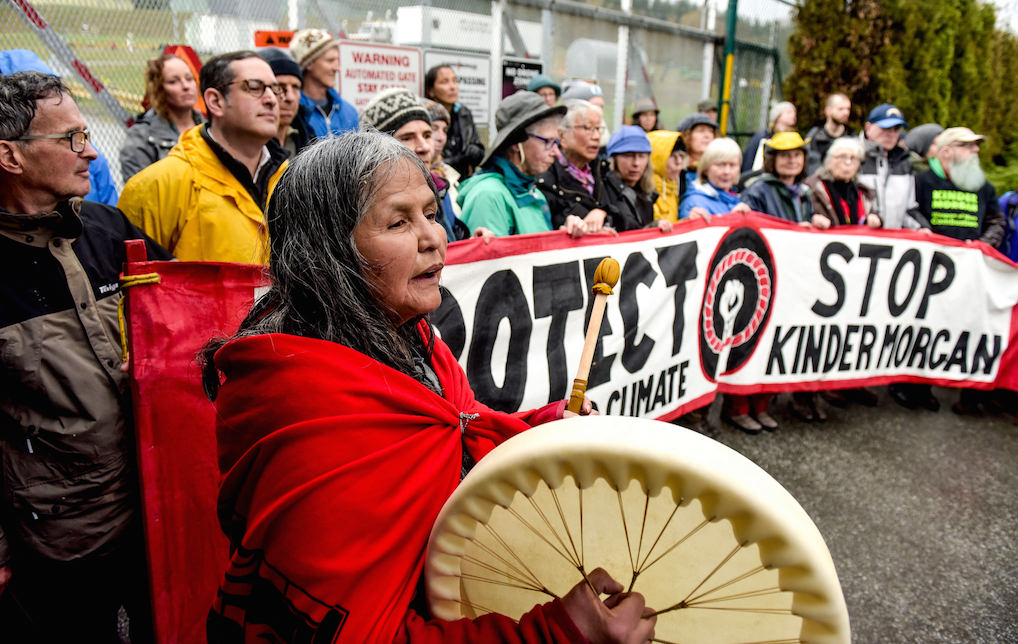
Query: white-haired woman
[
  {"left": 679, "top": 137, "right": 748, "bottom": 222},
  {"left": 804, "top": 137, "right": 882, "bottom": 409},
  {"left": 806, "top": 136, "right": 881, "bottom": 230},
  {"left": 201, "top": 132, "right": 654, "bottom": 643}
]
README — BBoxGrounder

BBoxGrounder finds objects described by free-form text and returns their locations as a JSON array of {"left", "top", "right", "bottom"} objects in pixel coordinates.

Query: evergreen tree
[
  {"left": 785, "top": 0, "right": 892, "bottom": 129},
  {"left": 785, "top": 0, "right": 1016, "bottom": 169}
]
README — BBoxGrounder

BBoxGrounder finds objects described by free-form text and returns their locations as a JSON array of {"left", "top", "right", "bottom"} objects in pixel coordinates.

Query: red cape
[{"left": 209, "top": 325, "right": 583, "bottom": 643}]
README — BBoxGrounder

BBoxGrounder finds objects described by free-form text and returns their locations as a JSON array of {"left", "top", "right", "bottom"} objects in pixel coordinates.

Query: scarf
[
  {"left": 823, "top": 179, "right": 862, "bottom": 226},
  {"left": 208, "top": 324, "right": 576, "bottom": 643},
  {"left": 486, "top": 156, "right": 552, "bottom": 224},
  {"left": 559, "top": 151, "right": 595, "bottom": 196}
]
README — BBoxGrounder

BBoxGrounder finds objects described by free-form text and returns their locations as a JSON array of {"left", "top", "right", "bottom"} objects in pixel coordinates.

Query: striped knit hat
[{"left": 359, "top": 87, "right": 431, "bottom": 134}]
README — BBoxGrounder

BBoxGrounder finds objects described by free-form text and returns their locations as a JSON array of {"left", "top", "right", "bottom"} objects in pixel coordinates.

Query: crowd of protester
[{"left": 0, "top": 30, "right": 1015, "bottom": 643}]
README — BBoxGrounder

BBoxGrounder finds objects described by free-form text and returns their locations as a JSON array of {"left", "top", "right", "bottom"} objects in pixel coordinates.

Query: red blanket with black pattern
[{"left": 207, "top": 324, "right": 583, "bottom": 643}]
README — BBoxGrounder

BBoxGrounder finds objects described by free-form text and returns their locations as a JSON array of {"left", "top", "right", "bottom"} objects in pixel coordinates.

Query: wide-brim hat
[
  {"left": 481, "top": 91, "right": 567, "bottom": 168},
  {"left": 631, "top": 97, "right": 659, "bottom": 118},
  {"left": 763, "top": 131, "right": 809, "bottom": 152}
]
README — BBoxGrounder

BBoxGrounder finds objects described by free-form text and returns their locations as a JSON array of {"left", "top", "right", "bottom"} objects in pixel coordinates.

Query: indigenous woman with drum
[{"left": 200, "top": 131, "right": 655, "bottom": 643}]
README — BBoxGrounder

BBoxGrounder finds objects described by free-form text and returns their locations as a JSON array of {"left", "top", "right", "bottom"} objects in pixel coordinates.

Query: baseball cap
[
  {"left": 934, "top": 127, "right": 985, "bottom": 147},
  {"left": 866, "top": 103, "right": 908, "bottom": 129}
]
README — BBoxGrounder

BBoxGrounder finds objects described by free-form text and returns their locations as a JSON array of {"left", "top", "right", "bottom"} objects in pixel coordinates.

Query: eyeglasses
[
  {"left": 216, "top": 79, "right": 285, "bottom": 100},
  {"left": 14, "top": 129, "right": 91, "bottom": 153},
  {"left": 528, "top": 132, "right": 561, "bottom": 151},
  {"left": 571, "top": 123, "right": 607, "bottom": 136}
]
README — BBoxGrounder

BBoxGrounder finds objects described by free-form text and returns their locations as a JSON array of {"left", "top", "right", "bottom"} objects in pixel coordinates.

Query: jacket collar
[
  {"left": 199, "top": 124, "right": 288, "bottom": 210},
  {"left": 0, "top": 197, "right": 83, "bottom": 244}
]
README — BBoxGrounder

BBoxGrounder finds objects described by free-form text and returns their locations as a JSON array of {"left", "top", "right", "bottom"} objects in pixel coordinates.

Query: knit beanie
[
  {"left": 290, "top": 29, "right": 339, "bottom": 69},
  {"left": 360, "top": 87, "right": 431, "bottom": 134},
  {"left": 422, "top": 98, "right": 450, "bottom": 124},
  {"left": 259, "top": 48, "right": 302, "bottom": 81}
]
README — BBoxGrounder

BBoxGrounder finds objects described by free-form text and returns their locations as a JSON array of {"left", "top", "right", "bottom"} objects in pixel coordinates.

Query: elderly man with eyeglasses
[
  {"left": 119, "top": 50, "right": 289, "bottom": 263},
  {"left": 0, "top": 70, "right": 172, "bottom": 642}
]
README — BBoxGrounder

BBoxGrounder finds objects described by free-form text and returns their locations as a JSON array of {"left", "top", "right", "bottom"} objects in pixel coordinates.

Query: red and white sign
[
  {"left": 435, "top": 214, "right": 1018, "bottom": 420},
  {"left": 338, "top": 41, "right": 422, "bottom": 111}
]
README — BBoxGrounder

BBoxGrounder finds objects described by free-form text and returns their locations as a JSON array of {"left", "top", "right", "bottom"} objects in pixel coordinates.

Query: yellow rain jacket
[
  {"left": 118, "top": 125, "right": 287, "bottom": 264},
  {"left": 648, "top": 130, "right": 683, "bottom": 223}
]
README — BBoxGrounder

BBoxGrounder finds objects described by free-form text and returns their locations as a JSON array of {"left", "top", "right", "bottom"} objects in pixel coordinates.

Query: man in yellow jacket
[{"left": 119, "top": 51, "right": 288, "bottom": 264}]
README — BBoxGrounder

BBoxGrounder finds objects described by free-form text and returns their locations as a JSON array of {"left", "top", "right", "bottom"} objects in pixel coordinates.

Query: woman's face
[
  {"left": 636, "top": 111, "right": 657, "bottom": 132},
  {"left": 431, "top": 120, "right": 448, "bottom": 158},
  {"left": 428, "top": 67, "right": 459, "bottom": 106},
  {"left": 665, "top": 150, "right": 685, "bottom": 180},
  {"left": 560, "top": 108, "right": 603, "bottom": 166},
  {"left": 705, "top": 157, "right": 740, "bottom": 191},
  {"left": 520, "top": 120, "right": 561, "bottom": 176},
  {"left": 775, "top": 149, "right": 805, "bottom": 182},
  {"left": 162, "top": 56, "right": 198, "bottom": 111},
  {"left": 687, "top": 124, "right": 716, "bottom": 159},
  {"left": 353, "top": 161, "right": 447, "bottom": 326},
  {"left": 614, "top": 151, "right": 650, "bottom": 187},
  {"left": 536, "top": 86, "right": 557, "bottom": 106},
  {"left": 774, "top": 107, "right": 797, "bottom": 132},
  {"left": 394, "top": 120, "right": 434, "bottom": 167},
  {"left": 827, "top": 149, "right": 862, "bottom": 181}
]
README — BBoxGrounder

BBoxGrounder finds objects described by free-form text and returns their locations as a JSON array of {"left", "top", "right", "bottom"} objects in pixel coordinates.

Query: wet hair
[
  {"left": 201, "top": 131, "right": 440, "bottom": 400},
  {"left": 0, "top": 71, "right": 70, "bottom": 141},
  {"left": 145, "top": 54, "right": 191, "bottom": 120},
  {"left": 697, "top": 137, "right": 741, "bottom": 182}
]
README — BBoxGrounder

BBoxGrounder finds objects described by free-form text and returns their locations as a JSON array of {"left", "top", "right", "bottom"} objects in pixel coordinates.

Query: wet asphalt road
[{"left": 700, "top": 386, "right": 1018, "bottom": 643}]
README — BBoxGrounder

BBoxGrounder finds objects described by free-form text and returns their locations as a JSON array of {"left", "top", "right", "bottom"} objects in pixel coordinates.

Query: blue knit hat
[{"left": 607, "top": 125, "right": 652, "bottom": 157}]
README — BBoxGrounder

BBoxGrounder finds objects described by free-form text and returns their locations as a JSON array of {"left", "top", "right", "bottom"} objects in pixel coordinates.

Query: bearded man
[
  {"left": 909, "top": 127, "right": 1004, "bottom": 246},
  {"left": 805, "top": 93, "right": 852, "bottom": 175},
  {"left": 909, "top": 127, "right": 1006, "bottom": 416}
]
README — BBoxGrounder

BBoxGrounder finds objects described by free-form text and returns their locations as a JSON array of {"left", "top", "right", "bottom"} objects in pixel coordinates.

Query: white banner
[{"left": 433, "top": 214, "right": 1018, "bottom": 419}]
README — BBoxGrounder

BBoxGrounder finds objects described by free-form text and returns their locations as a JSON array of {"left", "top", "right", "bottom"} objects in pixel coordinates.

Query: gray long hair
[{"left": 202, "top": 131, "right": 439, "bottom": 399}]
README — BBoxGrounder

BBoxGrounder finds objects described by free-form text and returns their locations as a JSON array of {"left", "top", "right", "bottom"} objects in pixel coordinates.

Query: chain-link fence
[{"left": 1, "top": 0, "right": 792, "bottom": 190}]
